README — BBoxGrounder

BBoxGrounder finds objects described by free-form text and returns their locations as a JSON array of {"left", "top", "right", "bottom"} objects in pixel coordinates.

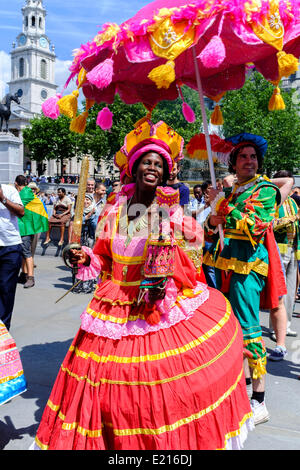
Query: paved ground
[{"left": 1, "top": 253, "right": 300, "bottom": 450}]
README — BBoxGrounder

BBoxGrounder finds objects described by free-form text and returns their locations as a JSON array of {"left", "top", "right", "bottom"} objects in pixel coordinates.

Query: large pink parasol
[
  {"left": 69, "top": 0, "right": 300, "bottom": 106},
  {"left": 45, "top": 0, "right": 300, "bottom": 189}
]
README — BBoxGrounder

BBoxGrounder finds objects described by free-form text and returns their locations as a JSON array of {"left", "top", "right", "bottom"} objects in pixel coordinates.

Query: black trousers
[{"left": 0, "top": 244, "right": 22, "bottom": 330}]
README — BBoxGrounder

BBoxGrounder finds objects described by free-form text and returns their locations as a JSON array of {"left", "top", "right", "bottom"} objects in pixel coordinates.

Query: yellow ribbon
[
  {"left": 236, "top": 217, "right": 256, "bottom": 248},
  {"left": 250, "top": 357, "right": 267, "bottom": 380}
]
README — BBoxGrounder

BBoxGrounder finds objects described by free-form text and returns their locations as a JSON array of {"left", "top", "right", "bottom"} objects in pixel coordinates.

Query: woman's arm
[{"left": 57, "top": 203, "right": 71, "bottom": 219}]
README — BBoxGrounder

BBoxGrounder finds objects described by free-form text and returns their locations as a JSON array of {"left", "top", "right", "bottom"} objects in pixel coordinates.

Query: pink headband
[{"left": 128, "top": 142, "right": 174, "bottom": 176}]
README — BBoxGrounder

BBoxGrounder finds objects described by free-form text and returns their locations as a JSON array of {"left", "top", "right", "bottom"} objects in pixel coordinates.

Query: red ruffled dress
[{"left": 34, "top": 197, "right": 253, "bottom": 450}]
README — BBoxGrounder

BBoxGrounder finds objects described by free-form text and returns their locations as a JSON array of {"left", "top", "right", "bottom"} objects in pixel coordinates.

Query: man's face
[
  {"left": 112, "top": 182, "right": 121, "bottom": 193},
  {"left": 168, "top": 163, "right": 180, "bottom": 182},
  {"left": 194, "top": 187, "right": 202, "bottom": 201},
  {"left": 86, "top": 180, "right": 95, "bottom": 193},
  {"left": 95, "top": 185, "right": 106, "bottom": 198},
  {"left": 233, "top": 146, "right": 258, "bottom": 183}
]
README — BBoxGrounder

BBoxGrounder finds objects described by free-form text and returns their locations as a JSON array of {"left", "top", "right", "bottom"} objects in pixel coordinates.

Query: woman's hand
[
  {"left": 209, "top": 215, "right": 225, "bottom": 227},
  {"left": 148, "top": 287, "right": 166, "bottom": 302},
  {"left": 69, "top": 248, "right": 90, "bottom": 266}
]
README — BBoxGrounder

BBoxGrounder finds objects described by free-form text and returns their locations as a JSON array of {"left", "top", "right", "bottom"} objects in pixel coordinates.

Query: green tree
[
  {"left": 81, "top": 89, "right": 204, "bottom": 165},
  {"left": 23, "top": 114, "right": 81, "bottom": 176},
  {"left": 221, "top": 72, "right": 300, "bottom": 175},
  {"left": 82, "top": 96, "right": 146, "bottom": 161},
  {"left": 23, "top": 87, "right": 206, "bottom": 175},
  {"left": 151, "top": 86, "right": 203, "bottom": 143}
]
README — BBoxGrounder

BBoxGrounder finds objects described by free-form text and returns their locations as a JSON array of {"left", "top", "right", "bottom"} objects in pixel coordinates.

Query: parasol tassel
[
  {"left": 182, "top": 102, "right": 196, "bottom": 123},
  {"left": 144, "top": 303, "right": 161, "bottom": 325},
  {"left": 86, "top": 58, "right": 114, "bottom": 90},
  {"left": 198, "top": 35, "right": 226, "bottom": 68},
  {"left": 148, "top": 60, "right": 176, "bottom": 89},
  {"left": 96, "top": 107, "right": 113, "bottom": 130},
  {"left": 177, "top": 85, "right": 195, "bottom": 123},
  {"left": 70, "top": 111, "right": 89, "bottom": 134},
  {"left": 57, "top": 90, "right": 79, "bottom": 119},
  {"left": 210, "top": 104, "right": 224, "bottom": 125},
  {"left": 268, "top": 85, "right": 285, "bottom": 111},
  {"left": 277, "top": 51, "right": 299, "bottom": 79},
  {"left": 42, "top": 93, "right": 62, "bottom": 119},
  {"left": 69, "top": 98, "right": 95, "bottom": 133}
]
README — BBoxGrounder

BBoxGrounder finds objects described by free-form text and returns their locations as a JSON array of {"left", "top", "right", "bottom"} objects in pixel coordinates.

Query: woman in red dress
[{"left": 33, "top": 120, "right": 253, "bottom": 450}]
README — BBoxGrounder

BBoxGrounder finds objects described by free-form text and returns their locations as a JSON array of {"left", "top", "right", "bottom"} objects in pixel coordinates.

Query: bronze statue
[{"left": 0, "top": 93, "right": 20, "bottom": 132}]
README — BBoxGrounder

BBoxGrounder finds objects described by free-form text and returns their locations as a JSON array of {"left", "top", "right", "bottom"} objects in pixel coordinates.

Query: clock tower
[{"left": 8, "top": 0, "right": 57, "bottom": 114}]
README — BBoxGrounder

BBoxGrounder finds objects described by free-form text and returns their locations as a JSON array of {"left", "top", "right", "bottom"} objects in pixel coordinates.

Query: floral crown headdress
[{"left": 114, "top": 120, "right": 184, "bottom": 180}]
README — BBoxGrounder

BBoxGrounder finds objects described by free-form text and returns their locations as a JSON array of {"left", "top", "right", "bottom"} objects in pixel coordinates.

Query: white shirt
[
  {"left": 187, "top": 197, "right": 211, "bottom": 226},
  {"left": 0, "top": 184, "right": 23, "bottom": 246}
]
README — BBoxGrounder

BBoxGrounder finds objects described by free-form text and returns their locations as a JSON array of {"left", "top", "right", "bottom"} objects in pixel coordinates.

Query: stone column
[{"left": 0, "top": 132, "right": 23, "bottom": 183}]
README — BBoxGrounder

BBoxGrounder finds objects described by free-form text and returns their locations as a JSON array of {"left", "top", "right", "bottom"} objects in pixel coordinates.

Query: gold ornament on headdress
[{"left": 114, "top": 120, "right": 184, "bottom": 177}]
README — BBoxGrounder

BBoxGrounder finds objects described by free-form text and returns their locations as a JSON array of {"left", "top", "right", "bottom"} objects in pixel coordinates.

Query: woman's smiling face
[{"left": 135, "top": 152, "right": 164, "bottom": 190}]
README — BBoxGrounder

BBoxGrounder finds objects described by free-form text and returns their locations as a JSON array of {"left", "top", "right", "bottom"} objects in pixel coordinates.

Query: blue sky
[{"left": 0, "top": 0, "right": 150, "bottom": 96}]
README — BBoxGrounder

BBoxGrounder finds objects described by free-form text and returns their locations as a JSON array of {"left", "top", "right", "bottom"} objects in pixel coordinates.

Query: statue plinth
[{"left": 0, "top": 132, "right": 23, "bottom": 184}]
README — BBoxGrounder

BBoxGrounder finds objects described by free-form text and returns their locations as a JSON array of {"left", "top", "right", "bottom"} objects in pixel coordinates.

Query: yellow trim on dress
[
  {"left": 61, "top": 320, "right": 239, "bottom": 387},
  {"left": 112, "top": 252, "right": 146, "bottom": 265},
  {"left": 105, "top": 368, "right": 245, "bottom": 437},
  {"left": 85, "top": 306, "right": 145, "bottom": 323},
  {"left": 111, "top": 277, "right": 142, "bottom": 287},
  {"left": 0, "top": 370, "right": 25, "bottom": 385},
  {"left": 38, "top": 366, "right": 245, "bottom": 446},
  {"left": 219, "top": 411, "right": 253, "bottom": 450},
  {"left": 92, "top": 295, "right": 141, "bottom": 305},
  {"left": 90, "top": 288, "right": 205, "bottom": 322},
  {"left": 70, "top": 299, "right": 232, "bottom": 364}
]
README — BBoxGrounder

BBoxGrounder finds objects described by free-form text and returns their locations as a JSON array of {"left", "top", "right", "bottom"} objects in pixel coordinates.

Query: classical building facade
[
  {"left": 7, "top": 0, "right": 57, "bottom": 175},
  {"left": 9, "top": 0, "right": 57, "bottom": 113},
  {"left": 6, "top": 0, "right": 118, "bottom": 181}
]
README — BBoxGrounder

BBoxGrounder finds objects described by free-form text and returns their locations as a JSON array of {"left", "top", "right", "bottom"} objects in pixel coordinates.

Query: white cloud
[
  {"left": 55, "top": 58, "right": 73, "bottom": 92},
  {"left": 0, "top": 51, "right": 10, "bottom": 99}
]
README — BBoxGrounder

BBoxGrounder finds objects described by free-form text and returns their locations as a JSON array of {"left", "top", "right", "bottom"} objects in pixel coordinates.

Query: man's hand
[
  {"left": 207, "top": 187, "right": 221, "bottom": 203},
  {"left": 209, "top": 215, "right": 225, "bottom": 227},
  {"left": 0, "top": 186, "right": 4, "bottom": 203}
]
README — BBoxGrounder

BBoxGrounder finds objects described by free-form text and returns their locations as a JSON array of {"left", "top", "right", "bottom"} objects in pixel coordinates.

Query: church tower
[{"left": 8, "top": 0, "right": 57, "bottom": 114}]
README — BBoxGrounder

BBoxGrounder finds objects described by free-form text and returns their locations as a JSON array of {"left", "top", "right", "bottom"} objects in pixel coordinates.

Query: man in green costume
[{"left": 204, "top": 133, "right": 292, "bottom": 426}]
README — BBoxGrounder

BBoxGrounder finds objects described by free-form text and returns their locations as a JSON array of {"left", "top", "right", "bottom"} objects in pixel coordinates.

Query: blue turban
[{"left": 226, "top": 133, "right": 268, "bottom": 157}]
